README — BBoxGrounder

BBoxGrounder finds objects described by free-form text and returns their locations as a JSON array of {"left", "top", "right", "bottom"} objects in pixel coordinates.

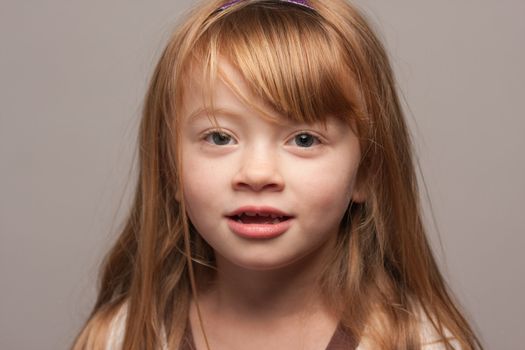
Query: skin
[{"left": 178, "top": 60, "right": 365, "bottom": 350}]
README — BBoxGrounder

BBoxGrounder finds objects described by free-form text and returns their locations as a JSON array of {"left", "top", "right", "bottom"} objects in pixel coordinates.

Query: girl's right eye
[{"left": 203, "top": 131, "right": 236, "bottom": 146}]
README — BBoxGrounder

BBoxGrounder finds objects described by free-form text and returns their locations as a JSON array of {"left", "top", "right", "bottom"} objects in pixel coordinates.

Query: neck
[
  {"left": 197, "top": 237, "right": 337, "bottom": 322},
  {"left": 189, "top": 238, "right": 342, "bottom": 350}
]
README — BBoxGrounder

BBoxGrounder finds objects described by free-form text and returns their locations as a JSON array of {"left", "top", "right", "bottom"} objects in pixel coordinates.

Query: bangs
[{"left": 187, "top": 0, "right": 362, "bottom": 124}]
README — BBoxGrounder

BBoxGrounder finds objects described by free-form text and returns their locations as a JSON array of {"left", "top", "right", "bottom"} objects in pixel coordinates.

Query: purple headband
[{"left": 218, "top": 0, "right": 314, "bottom": 12}]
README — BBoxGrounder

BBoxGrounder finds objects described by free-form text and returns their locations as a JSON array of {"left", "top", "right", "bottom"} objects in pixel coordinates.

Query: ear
[
  {"left": 350, "top": 170, "right": 368, "bottom": 203},
  {"left": 351, "top": 185, "right": 367, "bottom": 203},
  {"left": 175, "top": 187, "right": 181, "bottom": 202}
]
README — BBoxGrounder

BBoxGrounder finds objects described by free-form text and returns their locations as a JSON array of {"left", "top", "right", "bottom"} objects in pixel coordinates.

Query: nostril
[
  {"left": 233, "top": 176, "right": 285, "bottom": 192},
  {"left": 232, "top": 156, "right": 284, "bottom": 192},
  {"left": 234, "top": 182, "right": 284, "bottom": 192}
]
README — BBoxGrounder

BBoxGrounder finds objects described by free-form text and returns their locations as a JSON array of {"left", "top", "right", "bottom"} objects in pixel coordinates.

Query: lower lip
[{"left": 226, "top": 218, "right": 293, "bottom": 239}]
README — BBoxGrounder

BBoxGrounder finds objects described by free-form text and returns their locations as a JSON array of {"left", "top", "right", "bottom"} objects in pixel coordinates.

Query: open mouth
[
  {"left": 226, "top": 207, "right": 293, "bottom": 238},
  {"left": 228, "top": 212, "right": 292, "bottom": 225}
]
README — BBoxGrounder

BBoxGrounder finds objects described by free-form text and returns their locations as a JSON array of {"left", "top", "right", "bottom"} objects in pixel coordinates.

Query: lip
[{"left": 225, "top": 206, "right": 294, "bottom": 239}]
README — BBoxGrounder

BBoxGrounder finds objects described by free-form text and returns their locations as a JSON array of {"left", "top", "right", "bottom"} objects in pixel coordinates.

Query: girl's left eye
[
  {"left": 204, "top": 131, "right": 236, "bottom": 146},
  {"left": 289, "top": 133, "right": 321, "bottom": 148}
]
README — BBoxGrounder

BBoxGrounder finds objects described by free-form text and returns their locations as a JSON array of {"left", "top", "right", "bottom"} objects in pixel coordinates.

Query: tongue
[{"left": 240, "top": 215, "right": 278, "bottom": 224}]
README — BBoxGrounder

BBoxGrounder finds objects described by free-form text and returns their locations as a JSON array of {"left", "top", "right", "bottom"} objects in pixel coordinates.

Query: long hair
[{"left": 72, "top": 0, "right": 482, "bottom": 349}]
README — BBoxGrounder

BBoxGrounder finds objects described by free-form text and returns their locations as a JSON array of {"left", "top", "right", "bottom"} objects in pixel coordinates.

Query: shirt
[
  {"left": 106, "top": 304, "right": 460, "bottom": 349},
  {"left": 179, "top": 322, "right": 357, "bottom": 350}
]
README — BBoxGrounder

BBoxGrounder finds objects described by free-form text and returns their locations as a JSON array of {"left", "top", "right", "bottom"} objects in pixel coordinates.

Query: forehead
[
  {"left": 181, "top": 59, "right": 290, "bottom": 124},
  {"left": 177, "top": 6, "right": 363, "bottom": 126}
]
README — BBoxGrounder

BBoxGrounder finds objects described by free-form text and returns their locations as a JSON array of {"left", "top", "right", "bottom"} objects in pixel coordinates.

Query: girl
[{"left": 73, "top": 0, "right": 483, "bottom": 349}]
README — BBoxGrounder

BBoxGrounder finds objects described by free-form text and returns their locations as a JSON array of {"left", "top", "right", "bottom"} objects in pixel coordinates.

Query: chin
[{"left": 223, "top": 251, "right": 310, "bottom": 272}]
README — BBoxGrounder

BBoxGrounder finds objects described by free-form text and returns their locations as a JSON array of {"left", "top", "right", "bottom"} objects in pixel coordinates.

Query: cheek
[
  {"left": 181, "top": 156, "right": 227, "bottom": 214},
  {"left": 300, "top": 175, "right": 355, "bottom": 217},
  {"left": 287, "top": 155, "right": 360, "bottom": 226},
  {"left": 302, "top": 170, "right": 356, "bottom": 199},
  {"left": 289, "top": 155, "right": 359, "bottom": 203}
]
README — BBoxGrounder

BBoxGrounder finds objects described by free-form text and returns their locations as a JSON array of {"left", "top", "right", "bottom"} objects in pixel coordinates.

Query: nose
[{"left": 232, "top": 146, "right": 284, "bottom": 192}]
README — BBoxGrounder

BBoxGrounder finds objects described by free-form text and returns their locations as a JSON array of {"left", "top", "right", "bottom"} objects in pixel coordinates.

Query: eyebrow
[
  {"left": 186, "top": 106, "right": 329, "bottom": 130},
  {"left": 186, "top": 107, "right": 245, "bottom": 121}
]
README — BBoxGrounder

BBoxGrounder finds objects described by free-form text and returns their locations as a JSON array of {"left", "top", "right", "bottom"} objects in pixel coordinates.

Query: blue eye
[
  {"left": 204, "top": 131, "right": 235, "bottom": 145},
  {"left": 293, "top": 133, "right": 319, "bottom": 147}
]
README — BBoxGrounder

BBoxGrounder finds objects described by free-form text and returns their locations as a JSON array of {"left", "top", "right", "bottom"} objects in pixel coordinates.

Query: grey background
[{"left": 1, "top": 0, "right": 523, "bottom": 349}]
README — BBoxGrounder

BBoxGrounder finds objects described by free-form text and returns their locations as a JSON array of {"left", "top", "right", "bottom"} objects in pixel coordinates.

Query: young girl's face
[{"left": 178, "top": 60, "right": 364, "bottom": 272}]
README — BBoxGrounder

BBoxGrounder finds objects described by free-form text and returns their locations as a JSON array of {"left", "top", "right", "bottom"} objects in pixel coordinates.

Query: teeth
[
  {"left": 242, "top": 212, "right": 277, "bottom": 218},
  {"left": 234, "top": 212, "right": 287, "bottom": 223},
  {"left": 233, "top": 215, "right": 284, "bottom": 224}
]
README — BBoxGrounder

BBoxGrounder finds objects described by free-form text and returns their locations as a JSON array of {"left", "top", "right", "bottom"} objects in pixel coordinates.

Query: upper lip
[{"left": 226, "top": 206, "right": 293, "bottom": 218}]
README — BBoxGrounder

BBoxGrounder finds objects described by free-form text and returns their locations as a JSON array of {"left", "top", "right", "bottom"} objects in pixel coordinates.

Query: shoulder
[
  {"left": 355, "top": 307, "right": 461, "bottom": 350},
  {"left": 416, "top": 310, "right": 461, "bottom": 350},
  {"left": 104, "top": 303, "right": 171, "bottom": 350},
  {"left": 105, "top": 303, "right": 128, "bottom": 350}
]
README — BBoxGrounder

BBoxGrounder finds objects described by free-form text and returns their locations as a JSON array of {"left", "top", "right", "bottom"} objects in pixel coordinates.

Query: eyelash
[
  {"left": 202, "top": 130, "right": 237, "bottom": 146},
  {"left": 201, "top": 130, "right": 323, "bottom": 148},
  {"left": 287, "top": 132, "right": 322, "bottom": 148}
]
